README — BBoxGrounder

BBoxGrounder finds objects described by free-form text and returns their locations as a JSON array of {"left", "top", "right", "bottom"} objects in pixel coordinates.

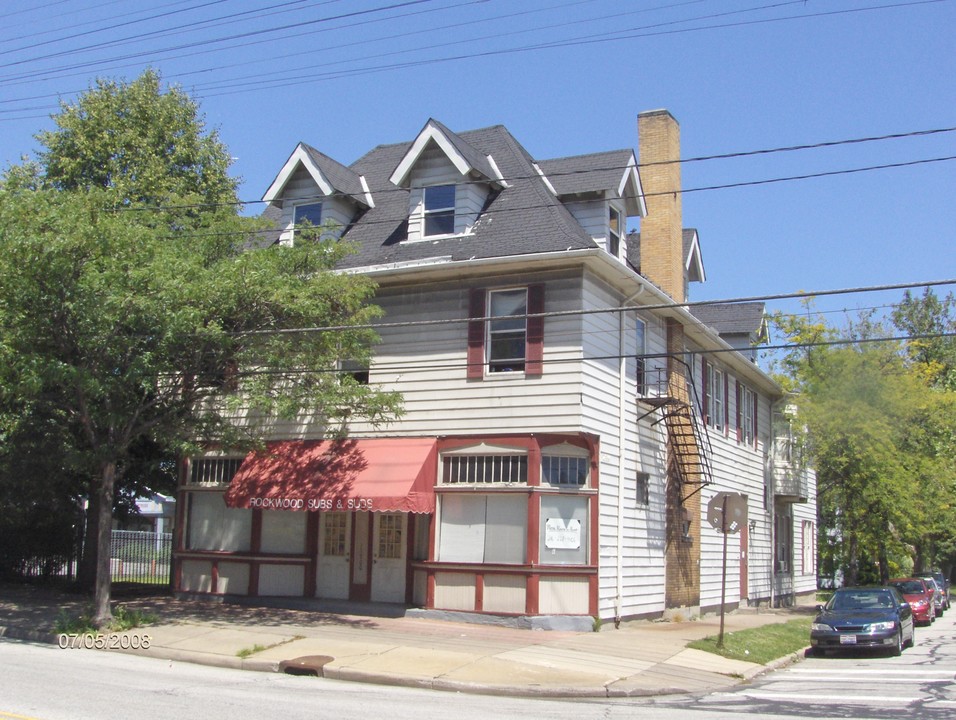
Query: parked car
[
  {"left": 921, "top": 576, "right": 946, "bottom": 617},
  {"left": 931, "top": 571, "right": 951, "bottom": 610},
  {"left": 888, "top": 577, "right": 935, "bottom": 626},
  {"left": 810, "top": 586, "right": 915, "bottom": 657}
]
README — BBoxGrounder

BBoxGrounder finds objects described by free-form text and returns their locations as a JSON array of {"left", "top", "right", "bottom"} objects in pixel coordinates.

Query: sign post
[{"left": 707, "top": 491, "right": 747, "bottom": 648}]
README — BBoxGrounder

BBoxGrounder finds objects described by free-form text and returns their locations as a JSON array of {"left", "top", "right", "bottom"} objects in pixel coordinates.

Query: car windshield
[
  {"left": 892, "top": 581, "right": 924, "bottom": 594},
  {"left": 829, "top": 590, "right": 895, "bottom": 610}
]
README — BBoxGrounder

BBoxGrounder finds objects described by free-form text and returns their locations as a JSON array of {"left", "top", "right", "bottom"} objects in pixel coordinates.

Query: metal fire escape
[{"left": 637, "top": 358, "right": 713, "bottom": 502}]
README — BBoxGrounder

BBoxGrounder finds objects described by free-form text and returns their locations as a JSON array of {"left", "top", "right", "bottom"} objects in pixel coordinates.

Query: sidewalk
[{"left": 0, "top": 582, "right": 815, "bottom": 698}]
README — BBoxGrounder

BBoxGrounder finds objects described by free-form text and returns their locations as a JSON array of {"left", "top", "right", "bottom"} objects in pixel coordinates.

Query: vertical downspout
[
  {"left": 769, "top": 400, "right": 777, "bottom": 608},
  {"left": 616, "top": 287, "right": 644, "bottom": 626}
]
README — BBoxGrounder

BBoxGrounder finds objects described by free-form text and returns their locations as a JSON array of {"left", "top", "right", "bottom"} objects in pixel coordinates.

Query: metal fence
[
  {"left": 110, "top": 530, "right": 172, "bottom": 585},
  {"left": 6, "top": 530, "right": 172, "bottom": 586}
]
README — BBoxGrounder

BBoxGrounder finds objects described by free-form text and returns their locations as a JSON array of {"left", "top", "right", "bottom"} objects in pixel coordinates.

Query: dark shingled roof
[
  {"left": 690, "top": 302, "right": 766, "bottom": 337},
  {"left": 332, "top": 124, "right": 597, "bottom": 269},
  {"left": 625, "top": 229, "right": 700, "bottom": 275},
  {"left": 423, "top": 118, "right": 499, "bottom": 184},
  {"left": 537, "top": 149, "right": 635, "bottom": 197},
  {"left": 300, "top": 143, "right": 368, "bottom": 206}
]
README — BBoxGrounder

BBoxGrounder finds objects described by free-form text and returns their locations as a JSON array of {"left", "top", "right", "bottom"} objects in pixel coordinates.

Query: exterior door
[
  {"left": 349, "top": 511, "right": 372, "bottom": 601},
  {"left": 371, "top": 513, "right": 407, "bottom": 603},
  {"left": 317, "top": 512, "right": 350, "bottom": 599}
]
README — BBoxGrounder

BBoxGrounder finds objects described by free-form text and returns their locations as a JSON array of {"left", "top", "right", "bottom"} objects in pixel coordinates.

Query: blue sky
[{"left": 2, "top": 0, "right": 954, "bottom": 344}]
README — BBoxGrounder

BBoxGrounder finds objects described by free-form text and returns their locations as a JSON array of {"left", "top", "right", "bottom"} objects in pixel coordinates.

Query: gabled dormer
[
  {"left": 625, "top": 227, "right": 706, "bottom": 298},
  {"left": 389, "top": 119, "right": 506, "bottom": 242},
  {"left": 536, "top": 150, "right": 646, "bottom": 261},
  {"left": 263, "top": 143, "right": 374, "bottom": 245}
]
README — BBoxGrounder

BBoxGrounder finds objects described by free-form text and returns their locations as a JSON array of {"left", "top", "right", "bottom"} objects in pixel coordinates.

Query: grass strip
[{"left": 687, "top": 618, "right": 812, "bottom": 665}]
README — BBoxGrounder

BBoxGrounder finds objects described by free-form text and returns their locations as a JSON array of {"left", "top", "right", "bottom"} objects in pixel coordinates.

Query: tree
[
  {"left": 893, "top": 288, "right": 956, "bottom": 390},
  {"left": 891, "top": 289, "right": 956, "bottom": 575},
  {"left": 771, "top": 300, "right": 956, "bottom": 585},
  {"left": 0, "top": 73, "right": 402, "bottom": 627},
  {"left": 35, "top": 68, "right": 237, "bottom": 212},
  {"left": 3, "top": 69, "right": 243, "bottom": 591}
]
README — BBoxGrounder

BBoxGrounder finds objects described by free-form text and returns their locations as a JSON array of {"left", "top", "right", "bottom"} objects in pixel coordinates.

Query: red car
[{"left": 889, "top": 577, "right": 935, "bottom": 626}]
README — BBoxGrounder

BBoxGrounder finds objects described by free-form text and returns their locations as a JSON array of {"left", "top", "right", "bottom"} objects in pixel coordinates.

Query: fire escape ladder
[{"left": 639, "top": 361, "right": 713, "bottom": 502}]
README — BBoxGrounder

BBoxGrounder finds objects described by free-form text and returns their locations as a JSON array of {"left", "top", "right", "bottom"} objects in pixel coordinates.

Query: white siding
[
  {"left": 348, "top": 271, "right": 587, "bottom": 437},
  {"left": 580, "top": 272, "right": 669, "bottom": 620}
]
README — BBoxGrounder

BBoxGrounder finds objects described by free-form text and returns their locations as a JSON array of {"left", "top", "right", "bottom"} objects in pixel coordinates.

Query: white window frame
[
  {"left": 775, "top": 511, "right": 793, "bottom": 574},
  {"left": 423, "top": 184, "right": 456, "bottom": 237},
  {"left": 707, "top": 364, "right": 724, "bottom": 430},
  {"left": 742, "top": 386, "right": 756, "bottom": 445},
  {"left": 609, "top": 205, "right": 623, "bottom": 258},
  {"left": 487, "top": 288, "right": 528, "bottom": 373},
  {"left": 292, "top": 201, "right": 323, "bottom": 237}
]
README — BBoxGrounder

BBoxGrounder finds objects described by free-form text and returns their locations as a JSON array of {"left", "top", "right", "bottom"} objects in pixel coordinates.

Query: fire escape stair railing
[{"left": 638, "top": 363, "right": 713, "bottom": 502}]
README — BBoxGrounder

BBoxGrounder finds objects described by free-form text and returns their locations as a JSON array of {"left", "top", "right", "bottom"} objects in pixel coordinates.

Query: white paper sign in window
[{"left": 545, "top": 518, "right": 581, "bottom": 550}]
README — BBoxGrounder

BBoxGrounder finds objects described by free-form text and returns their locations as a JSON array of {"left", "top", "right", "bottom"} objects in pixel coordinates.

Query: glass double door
[{"left": 317, "top": 511, "right": 407, "bottom": 603}]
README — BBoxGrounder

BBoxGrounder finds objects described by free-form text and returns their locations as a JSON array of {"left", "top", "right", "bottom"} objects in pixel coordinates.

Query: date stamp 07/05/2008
[{"left": 57, "top": 633, "right": 152, "bottom": 650}]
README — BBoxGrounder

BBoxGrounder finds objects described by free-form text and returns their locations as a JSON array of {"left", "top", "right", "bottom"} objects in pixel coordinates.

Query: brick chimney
[{"left": 637, "top": 110, "right": 684, "bottom": 303}]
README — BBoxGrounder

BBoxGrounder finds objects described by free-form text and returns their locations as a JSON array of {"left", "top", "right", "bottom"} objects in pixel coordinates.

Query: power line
[
  {"left": 198, "top": 331, "right": 956, "bottom": 383},
  {"left": 0, "top": 0, "right": 939, "bottom": 107},
  {"left": 233, "top": 278, "right": 956, "bottom": 337},
  {"left": 96, "top": 124, "right": 956, "bottom": 219}
]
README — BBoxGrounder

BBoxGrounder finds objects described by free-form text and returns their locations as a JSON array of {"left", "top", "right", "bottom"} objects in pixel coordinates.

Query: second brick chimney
[{"left": 637, "top": 110, "right": 685, "bottom": 303}]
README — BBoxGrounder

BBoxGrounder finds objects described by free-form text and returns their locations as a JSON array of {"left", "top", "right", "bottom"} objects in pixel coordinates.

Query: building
[{"left": 173, "top": 110, "right": 816, "bottom": 626}]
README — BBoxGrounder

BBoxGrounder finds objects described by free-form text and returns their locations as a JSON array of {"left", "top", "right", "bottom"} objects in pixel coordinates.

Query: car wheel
[
  {"left": 891, "top": 629, "right": 903, "bottom": 657},
  {"left": 905, "top": 626, "right": 915, "bottom": 649}
]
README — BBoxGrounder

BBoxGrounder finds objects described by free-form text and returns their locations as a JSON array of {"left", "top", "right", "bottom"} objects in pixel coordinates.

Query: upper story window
[
  {"left": 704, "top": 360, "right": 724, "bottom": 431},
  {"left": 467, "top": 285, "right": 544, "bottom": 379},
  {"left": 635, "top": 318, "right": 647, "bottom": 395},
  {"left": 609, "top": 206, "right": 623, "bottom": 257},
  {"left": 488, "top": 288, "right": 527, "bottom": 373},
  {"left": 293, "top": 202, "right": 323, "bottom": 236},
  {"left": 423, "top": 184, "right": 456, "bottom": 236},
  {"left": 740, "top": 385, "right": 756, "bottom": 445}
]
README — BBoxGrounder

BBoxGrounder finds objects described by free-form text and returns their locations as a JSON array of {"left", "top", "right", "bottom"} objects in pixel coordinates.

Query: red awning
[{"left": 225, "top": 438, "right": 438, "bottom": 514}]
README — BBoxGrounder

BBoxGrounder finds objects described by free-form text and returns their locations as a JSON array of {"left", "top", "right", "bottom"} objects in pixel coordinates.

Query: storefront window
[
  {"left": 539, "top": 495, "right": 589, "bottom": 565},
  {"left": 186, "top": 492, "right": 251, "bottom": 551},
  {"left": 437, "top": 494, "right": 527, "bottom": 564}
]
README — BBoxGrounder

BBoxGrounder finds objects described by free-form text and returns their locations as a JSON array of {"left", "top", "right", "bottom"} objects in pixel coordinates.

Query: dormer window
[
  {"left": 609, "top": 206, "right": 623, "bottom": 257},
  {"left": 293, "top": 202, "right": 323, "bottom": 236},
  {"left": 423, "top": 184, "right": 456, "bottom": 236}
]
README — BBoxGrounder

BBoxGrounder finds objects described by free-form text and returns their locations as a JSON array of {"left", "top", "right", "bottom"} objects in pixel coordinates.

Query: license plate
[{"left": 839, "top": 635, "right": 857, "bottom": 645}]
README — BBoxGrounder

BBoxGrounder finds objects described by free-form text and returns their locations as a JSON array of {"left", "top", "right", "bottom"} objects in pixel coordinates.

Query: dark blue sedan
[{"left": 810, "top": 586, "right": 915, "bottom": 656}]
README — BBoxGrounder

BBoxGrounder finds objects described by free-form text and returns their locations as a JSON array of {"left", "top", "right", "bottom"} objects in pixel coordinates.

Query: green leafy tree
[
  {"left": 36, "top": 69, "right": 237, "bottom": 211},
  {"left": 772, "top": 300, "right": 956, "bottom": 585},
  {"left": 891, "top": 288, "right": 956, "bottom": 575},
  {"left": 0, "top": 73, "right": 401, "bottom": 627}
]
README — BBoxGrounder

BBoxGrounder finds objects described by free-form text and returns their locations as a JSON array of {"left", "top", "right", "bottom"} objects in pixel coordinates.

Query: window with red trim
[{"left": 467, "top": 285, "right": 543, "bottom": 378}]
